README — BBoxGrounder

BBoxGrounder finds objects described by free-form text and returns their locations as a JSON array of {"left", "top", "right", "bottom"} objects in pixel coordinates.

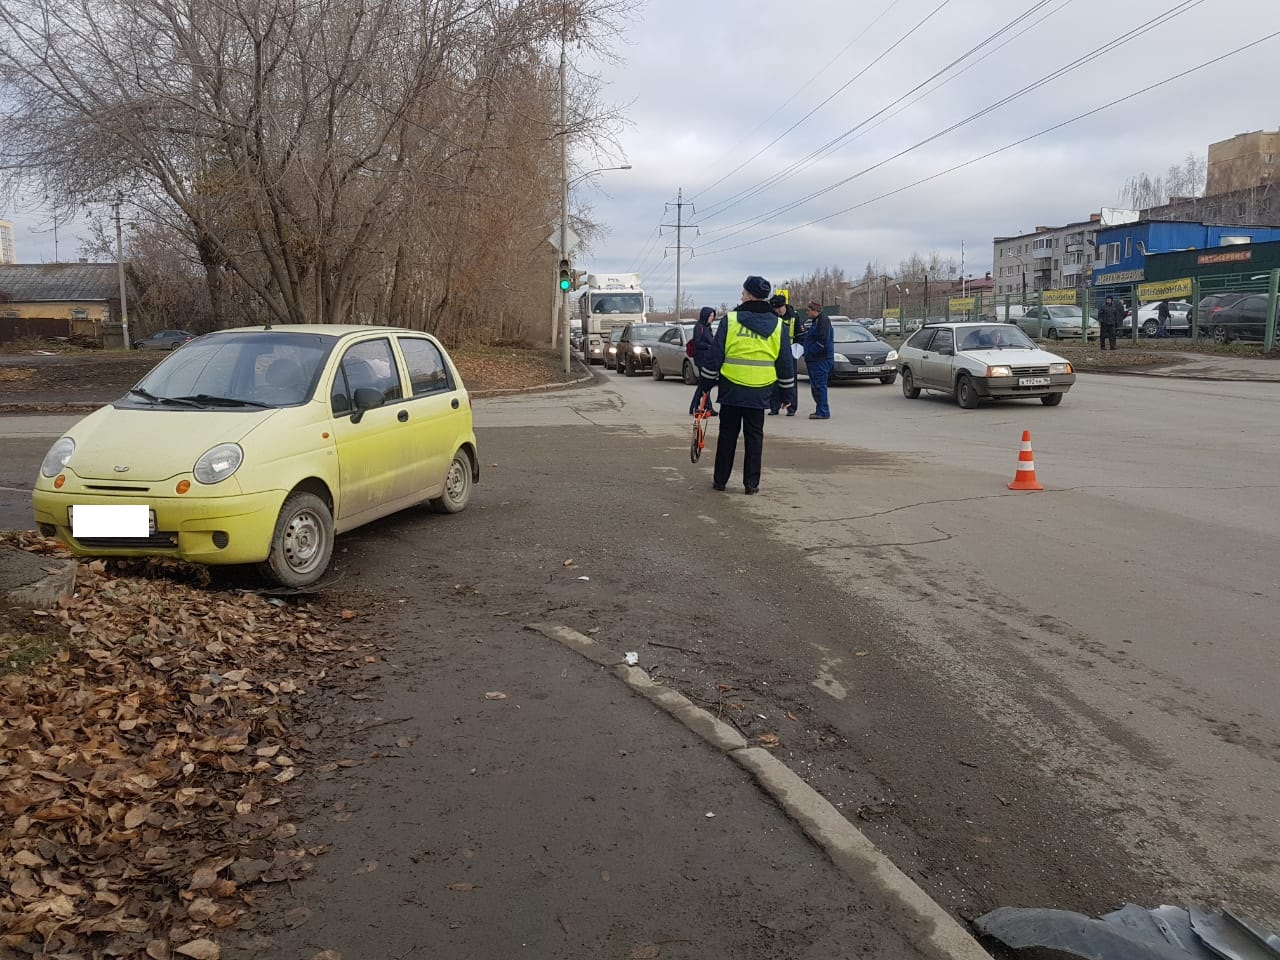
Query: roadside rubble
[
  {"left": 975, "top": 902, "right": 1280, "bottom": 959},
  {"left": 0, "top": 532, "right": 364, "bottom": 960}
]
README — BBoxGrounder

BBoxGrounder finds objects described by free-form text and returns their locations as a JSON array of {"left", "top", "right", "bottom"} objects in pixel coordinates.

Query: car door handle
[
  {"left": 451, "top": 398, "right": 460, "bottom": 409},
  {"left": 397, "top": 410, "right": 409, "bottom": 422}
]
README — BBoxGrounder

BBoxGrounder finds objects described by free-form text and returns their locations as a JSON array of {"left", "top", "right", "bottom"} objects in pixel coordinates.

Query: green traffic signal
[
  {"left": 559, "top": 277, "right": 571, "bottom": 291},
  {"left": 557, "top": 258, "right": 571, "bottom": 292}
]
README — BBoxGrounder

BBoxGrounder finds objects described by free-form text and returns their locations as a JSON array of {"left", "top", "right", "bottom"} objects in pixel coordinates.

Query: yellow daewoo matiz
[{"left": 32, "top": 325, "right": 479, "bottom": 587}]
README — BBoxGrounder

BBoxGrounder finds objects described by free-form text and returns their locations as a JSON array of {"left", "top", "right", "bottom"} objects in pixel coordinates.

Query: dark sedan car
[
  {"left": 1205, "top": 293, "right": 1271, "bottom": 343},
  {"left": 132, "top": 329, "right": 196, "bottom": 351},
  {"left": 797, "top": 321, "right": 898, "bottom": 384},
  {"left": 1192, "top": 293, "right": 1251, "bottom": 340},
  {"left": 614, "top": 322, "right": 668, "bottom": 376}
]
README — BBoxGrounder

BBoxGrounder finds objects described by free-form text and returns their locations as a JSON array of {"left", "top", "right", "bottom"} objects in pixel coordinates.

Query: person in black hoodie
[
  {"left": 767, "top": 294, "right": 799, "bottom": 416},
  {"left": 697, "top": 275, "right": 795, "bottom": 495},
  {"left": 688, "top": 306, "right": 718, "bottom": 416}
]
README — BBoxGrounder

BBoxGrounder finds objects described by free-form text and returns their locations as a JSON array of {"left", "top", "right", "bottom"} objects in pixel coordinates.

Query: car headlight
[
  {"left": 194, "top": 443, "right": 244, "bottom": 485},
  {"left": 1050, "top": 362, "right": 1072, "bottom": 375},
  {"left": 985, "top": 365, "right": 1013, "bottom": 378},
  {"left": 607, "top": 347, "right": 616, "bottom": 355},
  {"left": 833, "top": 353, "right": 849, "bottom": 363},
  {"left": 633, "top": 346, "right": 644, "bottom": 355},
  {"left": 885, "top": 350, "right": 898, "bottom": 362},
  {"left": 41, "top": 437, "right": 75, "bottom": 478}
]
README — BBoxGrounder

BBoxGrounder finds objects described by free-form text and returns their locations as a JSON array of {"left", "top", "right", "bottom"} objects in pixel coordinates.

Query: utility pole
[
  {"left": 112, "top": 193, "right": 131, "bottom": 349},
  {"left": 558, "top": 28, "right": 571, "bottom": 374},
  {"left": 662, "top": 189, "right": 698, "bottom": 321}
]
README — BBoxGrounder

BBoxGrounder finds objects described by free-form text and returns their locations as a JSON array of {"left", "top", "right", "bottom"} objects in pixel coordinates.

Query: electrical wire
[
  {"left": 698, "top": 0, "right": 1209, "bottom": 249},
  {"left": 697, "top": 0, "right": 1059, "bottom": 224},
  {"left": 696, "top": 29, "right": 1280, "bottom": 258}
]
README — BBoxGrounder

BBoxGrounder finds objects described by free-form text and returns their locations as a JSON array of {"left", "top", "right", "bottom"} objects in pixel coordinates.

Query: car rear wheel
[
  {"left": 430, "top": 448, "right": 474, "bottom": 514},
  {"left": 955, "top": 373, "right": 979, "bottom": 409},
  {"left": 169, "top": 341, "right": 183, "bottom": 350},
  {"left": 652, "top": 360, "right": 665, "bottom": 381},
  {"left": 260, "top": 491, "right": 334, "bottom": 588},
  {"left": 682, "top": 360, "right": 697, "bottom": 385},
  {"left": 1142, "top": 320, "right": 1158, "bottom": 337},
  {"left": 901, "top": 368, "right": 920, "bottom": 399},
  {"left": 1041, "top": 392, "right": 1064, "bottom": 406}
]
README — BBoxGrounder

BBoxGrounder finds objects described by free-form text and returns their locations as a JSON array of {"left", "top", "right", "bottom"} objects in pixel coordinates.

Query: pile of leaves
[
  {"left": 452, "top": 345, "right": 582, "bottom": 396},
  {"left": 0, "top": 533, "right": 361, "bottom": 959}
]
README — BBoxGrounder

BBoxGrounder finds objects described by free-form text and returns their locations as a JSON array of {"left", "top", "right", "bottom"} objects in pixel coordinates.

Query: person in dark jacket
[
  {"left": 802, "top": 300, "right": 835, "bottom": 419},
  {"left": 698, "top": 275, "right": 795, "bottom": 495},
  {"left": 767, "top": 294, "right": 799, "bottom": 416},
  {"left": 1157, "top": 299, "right": 1172, "bottom": 339},
  {"left": 688, "top": 306, "right": 718, "bottom": 416},
  {"left": 1098, "top": 296, "right": 1124, "bottom": 350}
]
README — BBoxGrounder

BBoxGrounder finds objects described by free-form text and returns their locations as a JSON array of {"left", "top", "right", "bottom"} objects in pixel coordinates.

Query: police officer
[
  {"left": 767, "top": 294, "right": 799, "bottom": 416},
  {"left": 698, "top": 275, "right": 795, "bottom": 495},
  {"left": 803, "top": 300, "right": 834, "bottom": 419}
]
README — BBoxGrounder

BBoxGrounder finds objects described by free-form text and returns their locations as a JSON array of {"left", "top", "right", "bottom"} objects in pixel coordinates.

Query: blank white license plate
[
  {"left": 70, "top": 504, "right": 155, "bottom": 537},
  {"left": 1019, "top": 376, "right": 1051, "bottom": 386},
  {"left": 858, "top": 366, "right": 888, "bottom": 373}
]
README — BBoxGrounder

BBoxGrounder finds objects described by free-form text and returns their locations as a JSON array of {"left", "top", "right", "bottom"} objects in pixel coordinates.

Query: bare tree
[
  {"left": 1119, "top": 152, "right": 1206, "bottom": 209},
  {"left": 0, "top": 0, "right": 633, "bottom": 344}
]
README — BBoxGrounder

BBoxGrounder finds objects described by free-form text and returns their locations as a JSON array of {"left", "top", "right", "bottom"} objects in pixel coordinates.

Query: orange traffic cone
[{"left": 1008, "top": 430, "right": 1043, "bottom": 491}]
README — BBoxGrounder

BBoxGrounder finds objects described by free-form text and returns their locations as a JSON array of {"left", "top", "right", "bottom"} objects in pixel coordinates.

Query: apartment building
[
  {"left": 1206, "top": 129, "right": 1280, "bottom": 196},
  {"left": 0, "top": 220, "right": 15, "bottom": 265},
  {"left": 991, "top": 216, "right": 1101, "bottom": 299}
]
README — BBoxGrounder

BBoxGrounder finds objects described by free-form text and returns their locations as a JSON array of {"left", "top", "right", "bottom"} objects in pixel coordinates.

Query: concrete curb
[
  {"left": 2, "top": 545, "right": 76, "bottom": 610},
  {"left": 470, "top": 361, "right": 596, "bottom": 399},
  {"left": 526, "top": 622, "right": 992, "bottom": 960}
]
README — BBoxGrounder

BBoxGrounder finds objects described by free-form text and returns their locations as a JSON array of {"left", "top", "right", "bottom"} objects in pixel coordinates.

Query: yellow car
[{"left": 33, "top": 324, "right": 479, "bottom": 587}]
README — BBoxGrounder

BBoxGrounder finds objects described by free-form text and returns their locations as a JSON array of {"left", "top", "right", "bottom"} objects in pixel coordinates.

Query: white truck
[{"left": 575, "top": 272, "right": 646, "bottom": 365}]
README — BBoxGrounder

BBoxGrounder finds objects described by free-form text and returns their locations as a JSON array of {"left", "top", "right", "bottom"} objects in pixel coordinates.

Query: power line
[
  {"left": 698, "top": 0, "right": 1209, "bottom": 251},
  {"left": 689, "top": 0, "right": 906, "bottom": 200},
  {"left": 692, "top": 0, "right": 957, "bottom": 215},
  {"left": 696, "top": 28, "right": 1280, "bottom": 259},
  {"left": 696, "top": 0, "right": 1054, "bottom": 225}
]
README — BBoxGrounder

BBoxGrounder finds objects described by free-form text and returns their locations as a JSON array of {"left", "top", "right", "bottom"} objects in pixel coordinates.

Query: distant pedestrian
[
  {"left": 1098, "top": 296, "right": 1123, "bottom": 350},
  {"left": 689, "top": 306, "right": 718, "bottom": 416},
  {"left": 1157, "top": 299, "right": 1172, "bottom": 339},
  {"left": 698, "top": 275, "right": 795, "bottom": 495},
  {"left": 802, "top": 300, "right": 834, "bottom": 418},
  {"left": 767, "top": 294, "right": 799, "bottom": 416}
]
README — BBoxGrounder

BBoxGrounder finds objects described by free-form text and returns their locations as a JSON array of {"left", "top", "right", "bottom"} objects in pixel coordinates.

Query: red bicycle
[{"left": 690, "top": 393, "right": 714, "bottom": 463}]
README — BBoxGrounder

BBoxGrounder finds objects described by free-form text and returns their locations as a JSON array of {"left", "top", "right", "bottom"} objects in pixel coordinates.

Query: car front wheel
[
  {"left": 879, "top": 373, "right": 896, "bottom": 385},
  {"left": 1041, "top": 392, "right": 1063, "bottom": 406},
  {"left": 430, "top": 448, "right": 474, "bottom": 514},
  {"left": 1142, "top": 320, "right": 1158, "bottom": 337},
  {"left": 955, "top": 373, "right": 979, "bottom": 409},
  {"left": 652, "top": 360, "right": 665, "bottom": 381},
  {"left": 1213, "top": 325, "right": 1230, "bottom": 344},
  {"left": 1047, "top": 328, "right": 1060, "bottom": 341},
  {"left": 901, "top": 368, "right": 920, "bottom": 399},
  {"left": 260, "top": 491, "right": 334, "bottom": 588},
  {"left": 682, "top": 360, "right": 697, "bottom": 385}
]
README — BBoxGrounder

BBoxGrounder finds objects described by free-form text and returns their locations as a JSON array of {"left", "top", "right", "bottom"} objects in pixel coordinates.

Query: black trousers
[
  {"left": 713, "top": 405, "right": 765, "bottom": 489},
  {"left": 1100, "top": 325, "right": 1117, "bottom": 349}
]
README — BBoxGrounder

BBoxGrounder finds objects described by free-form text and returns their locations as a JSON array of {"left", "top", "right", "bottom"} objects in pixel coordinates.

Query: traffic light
[
  {"left": 558, "top": 259, "right": 571, "bottom": 292},
  {"left": 571, "top": 269, "right": 587, "bottom": 291}
]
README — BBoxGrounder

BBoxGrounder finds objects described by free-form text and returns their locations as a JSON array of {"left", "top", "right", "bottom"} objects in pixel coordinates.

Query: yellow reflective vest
[{"left": 721, "top": 312, "right": 781, "bottom": 388}]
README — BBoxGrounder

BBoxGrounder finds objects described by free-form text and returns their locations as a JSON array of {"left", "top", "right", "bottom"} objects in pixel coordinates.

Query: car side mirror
[{"left": 349, "top": 386, "right": 385, "bottom": 423}]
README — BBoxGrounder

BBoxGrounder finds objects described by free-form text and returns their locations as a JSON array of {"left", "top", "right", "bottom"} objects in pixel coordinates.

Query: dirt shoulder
[{"left": 0, "top": 343, "right": 580, "bottom": 411}]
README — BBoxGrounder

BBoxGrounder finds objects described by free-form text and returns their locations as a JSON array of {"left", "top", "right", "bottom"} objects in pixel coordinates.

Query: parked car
[
  {"left": 1192, "top": 292, "right": 1250, "bottom": 337},
  {"left": 603, "top": 326, "right": 625, "bottom": 370},
  {"left": 1206, "top": 293, "right": 1271, "bottom": 343},
  {"left": 797, "top": 321, "right": 898, "bottom": 384},
  {"left": 897, "top": 321, "right": 1075, "bottom": 409},
  {"left": 614, "top": 322, "right": 668, "bottom": 376},
  {"left": 1014, "top": 306, "right": 1098, "bottom": 341},
  {"left": 1135, "top": 300, "right": 1192, "bottom": 337},
  {"left": 133, "top": 329, "right": 197, "bottom": 351},
  {"left": 650, "top": 323, "right": 698, "bottom": 384},
  {"left": 32, "top": 324, "right": 478, "bottom": 587}
]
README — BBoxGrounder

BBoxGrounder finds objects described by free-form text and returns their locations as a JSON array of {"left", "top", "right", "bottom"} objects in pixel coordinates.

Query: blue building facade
[{"left": 1092, "top": 221, "right": 1280, "bottom": 287}]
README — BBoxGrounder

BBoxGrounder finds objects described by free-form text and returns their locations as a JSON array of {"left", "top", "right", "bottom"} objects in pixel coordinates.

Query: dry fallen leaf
[
  {"left": 447, "top": 882, "right": 477, "bottom": 892},
  {"left": 757, "top": 733, "right": 781, "bottom": 748},
  {"left": 175, "top": 939, "right": 221, "bottom": 959},
  {"left": 484, "top": 691, "right": 507, "bottom": 700},
  {"left": 631, "top": 945, "right": 661, "bottom": 959}
]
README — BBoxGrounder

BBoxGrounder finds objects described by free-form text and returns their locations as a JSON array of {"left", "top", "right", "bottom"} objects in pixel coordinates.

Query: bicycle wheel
[{"left": 690, "top": 420, "right": 703, "bottom": 463}]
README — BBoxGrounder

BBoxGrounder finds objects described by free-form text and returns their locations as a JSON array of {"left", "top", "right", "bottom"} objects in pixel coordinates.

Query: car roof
[{"left": 208, "top": 324, "right": 438, "bottom": 340}]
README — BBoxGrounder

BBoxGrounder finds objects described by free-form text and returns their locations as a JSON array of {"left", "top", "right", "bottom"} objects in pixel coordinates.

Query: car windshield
[
  {"left": 628, "top": 324, "right": 667, "bottom": 340},
  {"left": 832, "top": 323, "right": 878, "bottom": 343},
  {"left": 592, "top": 293, "right": 644, "bottom": 314},
  {"left": 959, "top": 325, "right": 1036, "bottom": 350},
  {"left": 130, "top": 331, "right": 334, "bottom": 408}
]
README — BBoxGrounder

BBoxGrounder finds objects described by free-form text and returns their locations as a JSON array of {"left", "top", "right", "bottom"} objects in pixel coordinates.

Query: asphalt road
[{"left": 3, "top": 365, "right": 1279, "bottom": 946}]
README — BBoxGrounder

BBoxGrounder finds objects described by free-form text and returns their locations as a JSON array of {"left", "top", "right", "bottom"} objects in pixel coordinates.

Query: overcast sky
[
  {"left": 570, "top": 0, "right": 1280, "bottom": 309},
  {"left": 5, "top": 0, "right": 1278, "bottom": 315}
]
